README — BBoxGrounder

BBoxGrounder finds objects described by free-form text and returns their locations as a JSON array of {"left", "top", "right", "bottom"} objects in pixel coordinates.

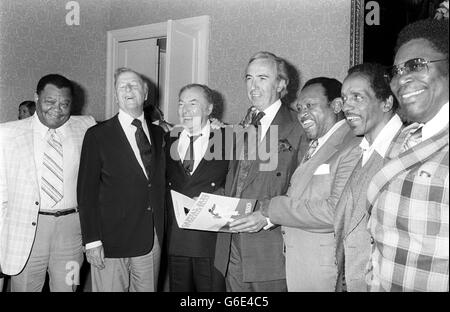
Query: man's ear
[
  {"left": 144, "top": 82, "right": 149, "bottom": 101},
  {"left": 331, "top": 97, "right": 343, "bottom": 114},
  {"left": 382, "top": 95, "right": 394, "bottom": 112},
  {"left": 276, "top": 79, "right": 287, "bottom": 93},
  {"left": 34, "top": 92, "right": 39, "bottom": 103}
]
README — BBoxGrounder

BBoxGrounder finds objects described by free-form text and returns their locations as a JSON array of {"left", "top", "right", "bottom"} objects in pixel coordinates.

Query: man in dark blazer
[
  {"left": 215, "top": 51, "right": 306, "bottom": 291},
  {"left": 77, "top": 67, "right": 165, "bottom": 292},
  {"left": 165, "top": 83, "right": 229, "bottom": 291}
]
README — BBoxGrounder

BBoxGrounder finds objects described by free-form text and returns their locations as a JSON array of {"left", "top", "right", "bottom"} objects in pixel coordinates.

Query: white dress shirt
[
  {"left": 359, "top": 114, "right": 403, "bottom": 166},
  {"left": 178, "top": 120, "right": 211, "bottom": 174},
  {"left": 33, "top": 114, "right": 78, "bottom": 212},
  {"left": 118, "top": 109, "right": 151, "bottom": 179},
  {"left": 259, "top": 99, "right": 282, "bottom": 142},
  {"left": 86, "top": 109, "right": 151, "bottom": 250},
  {"left": 422, "top": 102, "right": 449, "bottom": 141}
]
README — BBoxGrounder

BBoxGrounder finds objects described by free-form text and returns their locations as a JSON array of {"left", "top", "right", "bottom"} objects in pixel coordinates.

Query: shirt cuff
[
  {"left": 263, "top": 217, "right": 274, "bottom": 230},
  {"left": 85, "top": 241, "right": 102, "bottom": 250}
]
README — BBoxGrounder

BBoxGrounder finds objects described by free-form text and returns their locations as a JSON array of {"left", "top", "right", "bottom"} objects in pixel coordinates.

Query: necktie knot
[
  {"left": 401, "top": 122, "right": 424, "bottom": 152},
  {"left": 132, "top": 118, "right": 143, "bottom": 129},
  {"left": 303, "top": 139, "right": 319, "bottom": 162},
  {"left": 239, "top": 106, "right": 265, "bottom": 128},
  {"left": 251, "top": 111, "right": 265, "bottom": 127}
]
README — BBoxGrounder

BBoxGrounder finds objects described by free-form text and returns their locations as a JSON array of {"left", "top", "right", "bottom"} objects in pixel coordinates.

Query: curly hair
[{"left": 395, "top": 18, "right": 449, "bottom": 58}]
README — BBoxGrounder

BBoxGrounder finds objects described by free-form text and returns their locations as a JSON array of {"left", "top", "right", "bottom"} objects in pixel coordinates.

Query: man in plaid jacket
[{"left": 366, "top": 19, "right": 448, "bottom": 291}]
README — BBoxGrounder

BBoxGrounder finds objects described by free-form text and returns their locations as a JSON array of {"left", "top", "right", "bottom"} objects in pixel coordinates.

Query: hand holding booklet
[{"left": 170, "top": 190, "right": 257, "bottom": 232}]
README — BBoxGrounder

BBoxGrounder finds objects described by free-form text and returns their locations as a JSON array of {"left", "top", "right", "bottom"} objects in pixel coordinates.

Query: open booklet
[{"left": 170, "top": 190, "right": 257, "bottom": 232}]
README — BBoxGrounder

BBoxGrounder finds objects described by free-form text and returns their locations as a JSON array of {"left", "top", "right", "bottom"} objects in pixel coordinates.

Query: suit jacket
[
  {"left": 166, "top": 127, "right": 229, "bottom": 258},
  {"left": 0, "top": 115, "right": 95, "bottom": 275},
  {"left": 215, "top": 104, "right": 307, "bottom": 282},
  {"left": 334, "top": 127, "right": 403, "bottom": 292},
  {"left": 267, "top": 121, "right": 360, "bottom": 291},
  {"left": 366, "top": 125, "right": 449, "bottom": 291},
  {"left": 77, "top": 115, "right": 166, "bottom": 258}
]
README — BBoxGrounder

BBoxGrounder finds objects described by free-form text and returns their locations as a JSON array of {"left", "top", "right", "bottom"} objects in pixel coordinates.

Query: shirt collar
[
  {"left": 422, "top": 102, "right": 449, "bottom": 141},
  {"left": 317, "top": 119, "right": 346, "bottom": 147},
  {"left": 32, "top": 112, "right": 69, "bottom": 138},
  {"left": 118, "top": 108, "right": 145, "bottom": 127},
  {"left": 359, "top": 114, "right": 403, "bottom": 157},
  {"left": 259, "top": 99, "right": 282, "bottom": 127},
  {"left": 180, "top": 119, "right": 211, "bottom": 139}
]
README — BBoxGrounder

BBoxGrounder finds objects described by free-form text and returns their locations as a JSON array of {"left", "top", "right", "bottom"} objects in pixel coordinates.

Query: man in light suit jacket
[
  {"left": 77, "top": 67, "right": 166, "bottom": 292},
  {"left": 367, "top": 19, "right": 448, "bottom": 292},
  {"left": 165, "top": 84, "right": 229, "bottom": 291},
  {"left": 334, "top": 63, "right": 404, "bottom": 291},
  {"left": 0, "top": 74, "right": 96, "bottom": 291},
  {"left": 215, "top": 51, "right": 306, "bottom": 291},
  {"left": 259, "top": 77, "right": 360, "bottom": 291}
]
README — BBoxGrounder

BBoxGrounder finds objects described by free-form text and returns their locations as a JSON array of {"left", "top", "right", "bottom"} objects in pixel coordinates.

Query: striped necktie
[
  {"left": 41, "top": 129, "right": 63, "bottom": 209},
  {"left": 400, "top": 122, "right": 423, "bottom": 153},
  {"left": 303, "top": 139, "right": 319, "bottom": 162}
]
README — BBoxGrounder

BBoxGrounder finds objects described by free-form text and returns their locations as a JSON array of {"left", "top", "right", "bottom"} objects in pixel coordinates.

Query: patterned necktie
[
  {"left": 41, "top": 129, "right": 63, "bottom": 209},
  {"left": 400, "top": 122, "right": 423, "bottom": 153},
  {"left": 251, "top": 111, "right": 265, "bottom": 127},
  {"left": 182, "top": 134, "right": 202, "bottom": 174},
  {"left": 303, "top": 139, "right": 319, "bottom": 162},
  {"left": 131, "top": 119, "right": 152, "bottom": 179},
  {"left": 239, "top": 106, "right": 265, "bottom": 128}
]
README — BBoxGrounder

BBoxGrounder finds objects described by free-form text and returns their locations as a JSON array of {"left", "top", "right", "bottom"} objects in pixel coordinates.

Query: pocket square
[{"left": 314, "top": 163, "right": 330, "bottom": 175}]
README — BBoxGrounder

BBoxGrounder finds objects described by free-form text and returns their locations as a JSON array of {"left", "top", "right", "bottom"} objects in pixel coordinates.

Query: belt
[{"left": 38, "top": 208, "right": 78, "bottom": 217}]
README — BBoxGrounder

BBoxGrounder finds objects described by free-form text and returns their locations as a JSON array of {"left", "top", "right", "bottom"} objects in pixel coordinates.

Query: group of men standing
[{"left": 0, "top": 18, "right": 448, "bottom": 292}]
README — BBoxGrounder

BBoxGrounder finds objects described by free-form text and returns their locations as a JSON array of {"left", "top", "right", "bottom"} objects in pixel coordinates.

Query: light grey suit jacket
[
  {"left": 266, "top": 121, "right": 360, "bottom": 291},
  {"left": 0, "top": 115, "right": 95, "bottom": 275}
]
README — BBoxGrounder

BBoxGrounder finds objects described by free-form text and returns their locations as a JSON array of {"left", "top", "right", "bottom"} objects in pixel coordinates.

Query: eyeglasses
[{"left": 386, "top": 58, "right": 448, "bottom": 81}]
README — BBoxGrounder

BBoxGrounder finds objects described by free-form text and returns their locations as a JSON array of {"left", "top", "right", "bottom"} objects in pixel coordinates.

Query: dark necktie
[
  {"left": 239, "top": 106, "right": 265, "bottom": 128},
  {"left": 182, "top": 134, "right": 202, "bottom": 174},
  {"left": 131, "top": 119, "right": 152, "bottom": 179}
]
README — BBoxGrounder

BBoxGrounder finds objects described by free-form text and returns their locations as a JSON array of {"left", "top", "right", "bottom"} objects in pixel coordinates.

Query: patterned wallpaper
[{"left": 0, "top": 0, "right": 350, "bottom": 123}]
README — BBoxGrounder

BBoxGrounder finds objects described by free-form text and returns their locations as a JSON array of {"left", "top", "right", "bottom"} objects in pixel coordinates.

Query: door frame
[{"left": 105, "top": 15, "right": 210, "bottom": 120}]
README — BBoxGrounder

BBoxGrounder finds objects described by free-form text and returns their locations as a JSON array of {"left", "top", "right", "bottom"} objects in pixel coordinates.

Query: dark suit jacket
[
  {"left": 77, "top": 115, "right": 166, "bottom": 258},
  {"left": 165, "top": 127, "right": 229, "bottom": 258},
  {"left": 215, "top": 104, "right": 307, "bottom": 282}
]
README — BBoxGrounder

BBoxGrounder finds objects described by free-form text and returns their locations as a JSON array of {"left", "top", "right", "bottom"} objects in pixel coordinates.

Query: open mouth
[
  {"left": 301, "top": 119, "right": 315, "bottom": 129},
  {"left": 345, "top": 114, "right": 361, "bottom": 123}
]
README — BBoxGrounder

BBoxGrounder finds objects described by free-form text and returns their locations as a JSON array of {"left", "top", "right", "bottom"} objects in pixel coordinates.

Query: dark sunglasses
[{"left": 386, "top": 58, "right": 448, "bottom": 81}]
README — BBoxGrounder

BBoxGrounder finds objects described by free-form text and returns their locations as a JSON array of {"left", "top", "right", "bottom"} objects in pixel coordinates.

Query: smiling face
[
  {"left": 390, "top": 38, "right": 449, "bottom": 123},
  {"left": 178, "top": 86, "right": 212, "bottom": 134},
  {"left": 342, "top": 74, "right": 388, "bottom": 142},
  {"left": 115, "top": 71, "right": 148, "bottom": 117},
  {"left": 34, "top": 84, "right": 71, "bottom": 129},
  {"left": 245, "top": 58, "right": 286, "bottom": 111},
  {"left": 296, "top": 83, "right": 336, "bottom": 140}
]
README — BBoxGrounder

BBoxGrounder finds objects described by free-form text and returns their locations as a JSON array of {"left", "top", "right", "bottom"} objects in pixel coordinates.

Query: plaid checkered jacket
[
  {"left": 0, "top": 116, "right": 95, "bottom": 275},
  {"left": 366, "top": 125, "right": 449, "bottom": 291}
]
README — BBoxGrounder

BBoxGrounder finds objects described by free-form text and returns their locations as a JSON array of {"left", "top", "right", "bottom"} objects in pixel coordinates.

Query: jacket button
[
  {"left": 31, "top": 222, "right": 36, "bottom": 226},
  {"left": 148, "top": 183, "right": 151, "bottom": 188},
  {"left": 35, "top": 201, "right": 39, "bottom": 205},
  {"left": 370, "top": 236, "right": 374, "bottom": 244},
  {"left": 211, "top": 182, "right": 215, "bottom": 187},
  {"left": 147, "top": 207, "right": 152, "bottom": 211},
  {"left": 168, "top": 182, "right": 172, "bottom": 186},
  {"left": 276, "top": 172, "right": 281, "bottom": 176}
]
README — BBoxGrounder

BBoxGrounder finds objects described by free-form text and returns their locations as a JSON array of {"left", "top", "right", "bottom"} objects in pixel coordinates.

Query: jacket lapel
[
  {"left": 367, "top": 125, "right": 449, "bottom": 206},
  {"left": 111, "top": 115, "right": 148, "bottom": 181}
]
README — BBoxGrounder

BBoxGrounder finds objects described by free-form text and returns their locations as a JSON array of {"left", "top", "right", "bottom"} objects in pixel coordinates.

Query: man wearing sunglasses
[{"left": 366, "top": 19, "right": 448, "bottom": 292}]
